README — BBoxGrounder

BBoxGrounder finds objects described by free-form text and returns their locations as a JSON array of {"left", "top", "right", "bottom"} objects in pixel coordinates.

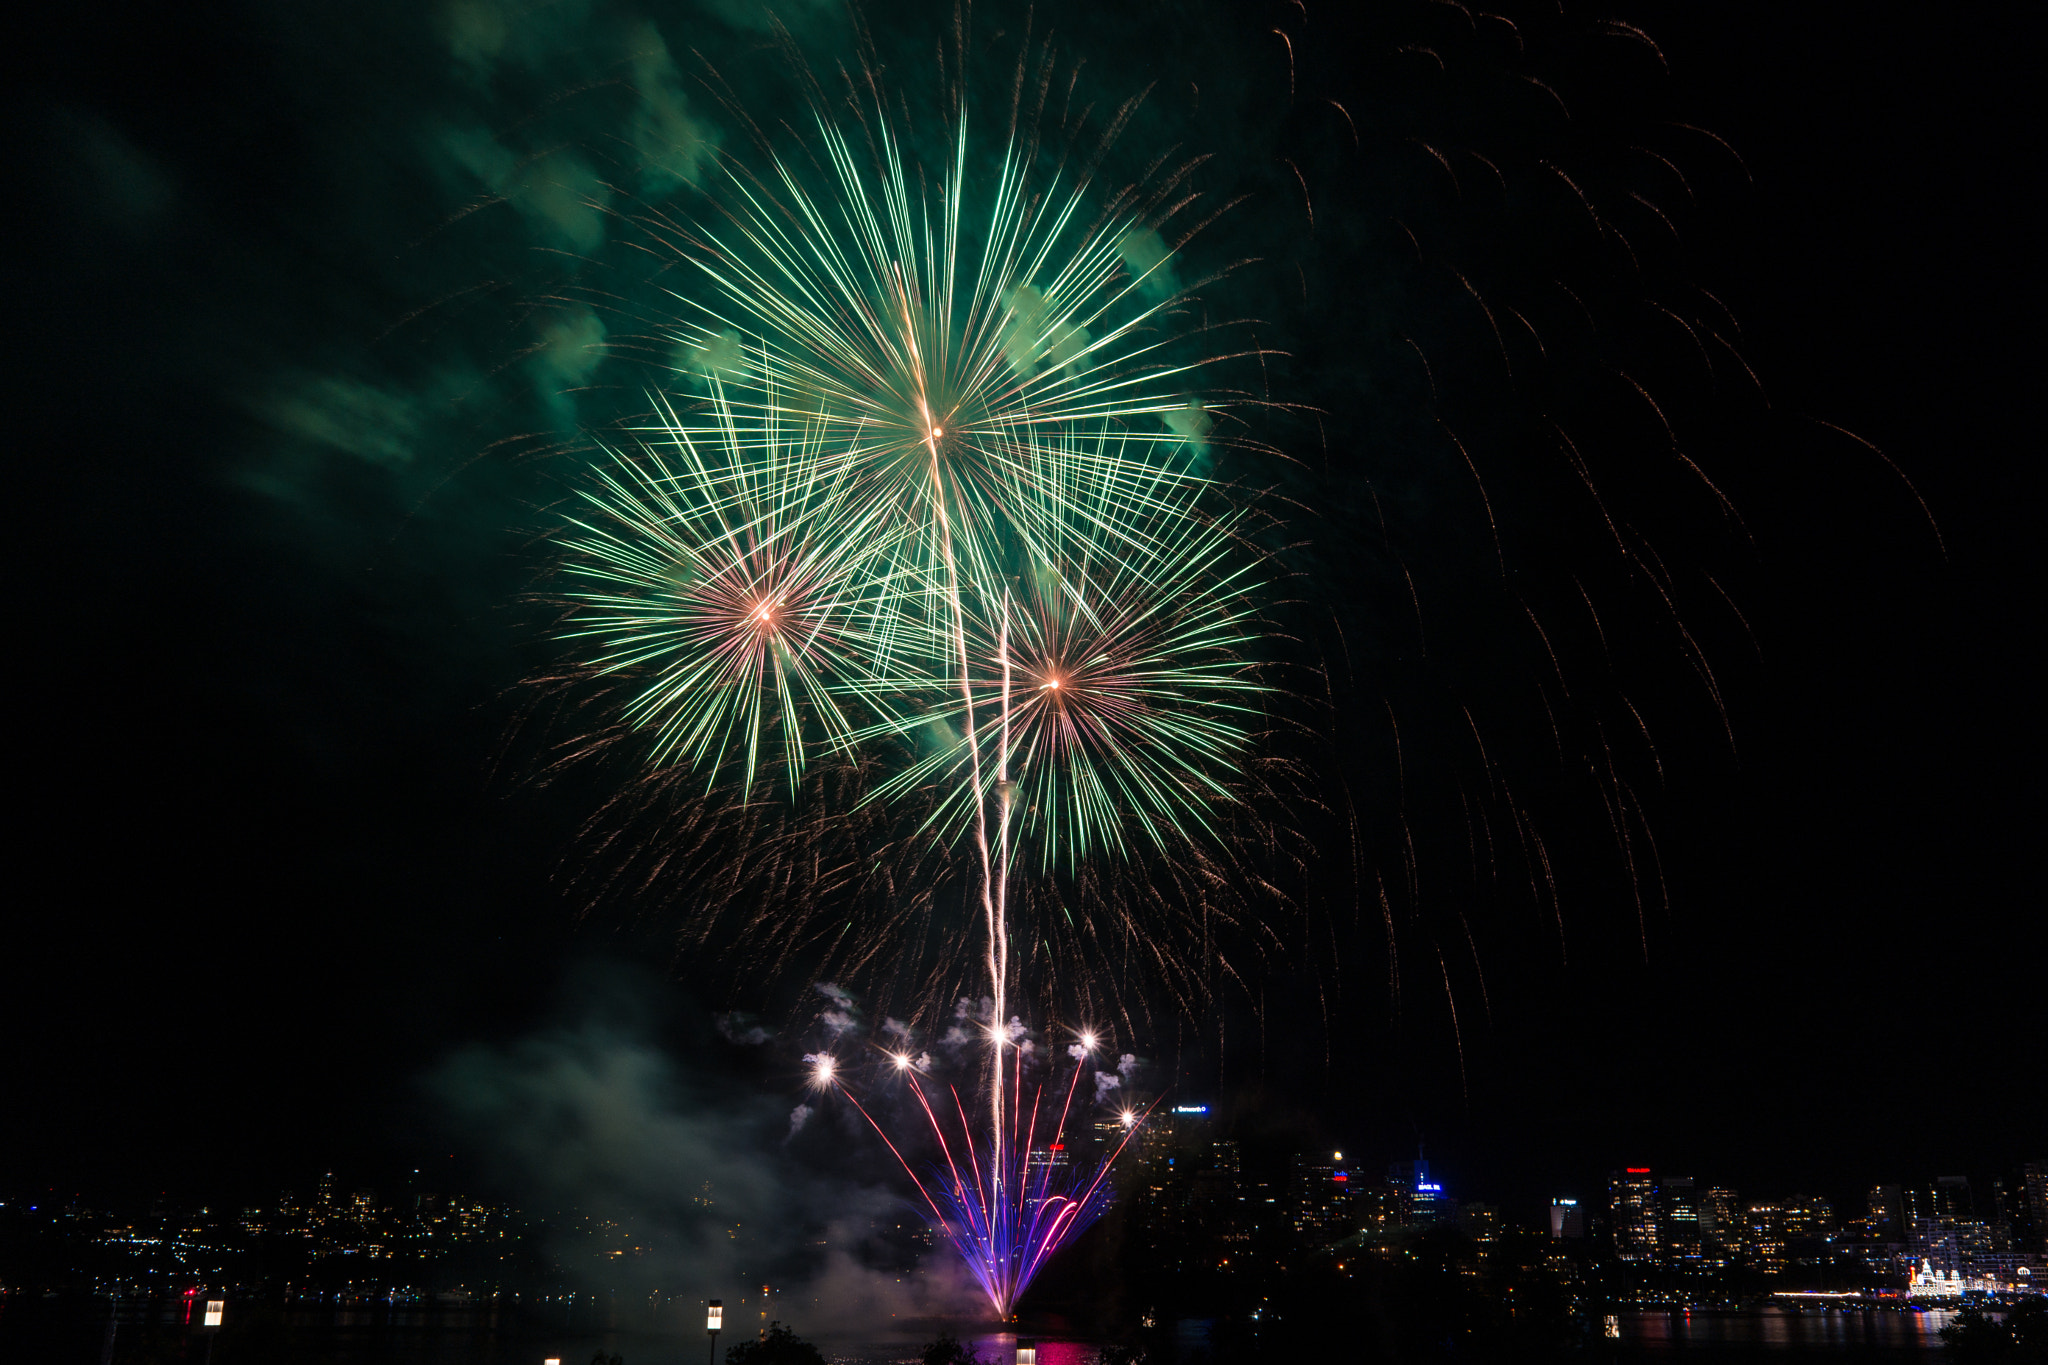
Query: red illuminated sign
[{"left": 1626, "top": 1168, "right": 1651, "bottom": 1174}]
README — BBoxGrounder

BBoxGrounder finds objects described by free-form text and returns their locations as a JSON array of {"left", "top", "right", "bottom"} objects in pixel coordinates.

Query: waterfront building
[
  {"left": 1910, "top": 1257, "right": 1966, "bottom": 1298},
  {"left": 1700, "top": 1187, "right": 1741, "bottom": 1266},
  {"left": 1868, "top": 1184, "right": 1904, "bottom": 1239},
  {"left": 1744, "top": 1201, "right": 1787, "bottom": 1276},
  {"left": 1608, "top": 1168, "right": 1658, "bottom": 1263},
  {"left": 1549, "top": 1197, "right": 1584, "bottom": 1239},
  {"left": 1660, "top": 1176, "right": 1702, "bottom": 1268},
  {"left": 2025, "top": 1160, "right": 2048, "bottom": 1251},
  {"left": 1782, "top": 1195, "right": 1835, "bottom": 1241}
]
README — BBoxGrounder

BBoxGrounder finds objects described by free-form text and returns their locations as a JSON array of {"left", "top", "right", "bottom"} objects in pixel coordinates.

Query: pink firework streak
[{"left": 824, "top": 1043, "right": 1153, "bottom": 1318}]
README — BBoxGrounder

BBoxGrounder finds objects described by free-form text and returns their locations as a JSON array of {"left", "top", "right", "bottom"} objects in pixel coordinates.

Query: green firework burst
[{"left": 563, "top": 97, "right": 1267, "bottom": 879}]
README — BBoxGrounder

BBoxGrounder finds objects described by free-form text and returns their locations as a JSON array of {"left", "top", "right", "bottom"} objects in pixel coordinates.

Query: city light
[{"left": 21, "top": 1153, "right": 2044, "bottom": 1332}]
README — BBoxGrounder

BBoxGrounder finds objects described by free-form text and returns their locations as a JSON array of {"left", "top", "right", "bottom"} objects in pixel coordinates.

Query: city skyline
[{"left": 13, "top": 1148, "right": 2043, "bottom": 1309}]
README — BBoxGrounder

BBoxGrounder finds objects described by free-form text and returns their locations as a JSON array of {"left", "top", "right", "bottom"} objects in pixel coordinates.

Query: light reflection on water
[
  {"left": 18, "top": 1300, "right": 1990, "bottom": 1362},
  {"left": 1617, "top": 1306, "right": 1959, "bottom": 1350}
]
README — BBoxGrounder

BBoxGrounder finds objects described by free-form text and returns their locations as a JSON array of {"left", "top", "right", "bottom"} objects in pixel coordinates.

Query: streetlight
[
  {"left": 707, "top": 1299, "right": 723, "bottom": 1365},
  {"left": 201, "top": 1299, "right": 224, "bottom": 1365}
]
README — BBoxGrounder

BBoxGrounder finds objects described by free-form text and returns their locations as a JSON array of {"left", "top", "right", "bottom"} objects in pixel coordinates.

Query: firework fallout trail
[{"left": 822, "top": 1038, "right": 1147, "bottom": 1316}]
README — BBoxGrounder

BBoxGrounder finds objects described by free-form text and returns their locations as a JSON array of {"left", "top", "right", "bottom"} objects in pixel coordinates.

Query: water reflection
[
  {"left": 1618, "top": 1305, "right": 1958, "bottom": 1350},
  {"left": 0, "top": 1298, "right": 1987, "bottom": 1363}
]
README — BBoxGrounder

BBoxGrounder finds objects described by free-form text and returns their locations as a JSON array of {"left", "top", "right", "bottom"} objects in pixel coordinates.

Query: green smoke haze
[{"left": 17, "top": 0, "right": 1904, "bottom": 1060}]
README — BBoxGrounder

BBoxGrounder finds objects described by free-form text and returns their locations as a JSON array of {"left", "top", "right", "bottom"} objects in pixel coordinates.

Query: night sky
[{"left": 7, "top": 0, "right": 2037, "bottom": 1225}]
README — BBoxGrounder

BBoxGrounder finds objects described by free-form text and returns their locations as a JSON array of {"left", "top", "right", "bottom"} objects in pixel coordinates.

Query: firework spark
[
  {"left": 821, "top": 1031, "right": 1148, "bottom": 1319},
  {"left": 559, "top": 388, "right": 916, "bottom": 797},
  {"left": 642, "top": 106, "right": 1219, "bottom": 630},
  {"left": 858, "top": 432, "right": 1271, "bottom": 869}
]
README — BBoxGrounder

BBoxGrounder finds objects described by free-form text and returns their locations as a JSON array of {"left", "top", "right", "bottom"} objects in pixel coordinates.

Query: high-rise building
[
  {"left": 1191, "top": 1139, "right": 1244, "bottom": 1250},
  {"left": 1549, "top": 1197, "right": 1585, "bottom": 1239},
  {"left": 1869, "top": 1185, "right": 1904, "bottom": 1240},
  {"left": 1936, "top": 1177, "right": 1974, "bottom": 1222},
  {"left": 1291, "top": 1151, "right": 1352, "bottom": 1246},
  {"left": 1349, "top": 1177, "right": 1396, "bottom": 1233},
  {"left": 2022, "top": 1161, "right": 2048, "bottom": 1251},
  {"left": 1745, "top": 1202, "right": 1787, "bottom": 1276},
  {"left": 1609, "top": 1169, "right": 1658, "bottom": 1262},
  {"left": 1783, "top": 1195, "right": 1835, "bottom": 1242},
  {"left": 313, "top": 1171, "right": 337, "bottom": 1227},
  {"left": 1388, "top": 1154, "right": 1444, "bottom": 1226},
  {"left": 1130, "top": 1129, "right": 1244, "bottom": 1275},
  {"left": 1136, "top": 1104, "right": 1216, "bottom": 1159},
  {"left": 1092, "top": 1111, "right": 1139, "bottom": 1161},
  {"left": 1661, "top": 1176, "right": 1702, "bottom": 1268},
  {"left": 1700, "top": 1187, "right": 1741, "bottom": 1265},
  {"left": 1913, "top": 1218, "right": 1961, "bottom": 1275},
  {"left": 1990, "top": 1179, "right": 2013, "bottom": 1250}
]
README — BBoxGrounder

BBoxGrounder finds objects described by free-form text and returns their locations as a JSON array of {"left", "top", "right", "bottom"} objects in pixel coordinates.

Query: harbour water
[
  {"left": 1607, "top": 1305, "right": 1959, "bottom": 1352},
  {"left": 0, "top": 1295, "right": 1979, "bottom": 1362}
]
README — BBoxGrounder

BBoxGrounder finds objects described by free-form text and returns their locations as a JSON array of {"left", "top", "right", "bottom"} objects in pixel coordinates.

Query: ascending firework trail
[{"left": 557, "top": 85, "right": 1270, "bottom": 1314}]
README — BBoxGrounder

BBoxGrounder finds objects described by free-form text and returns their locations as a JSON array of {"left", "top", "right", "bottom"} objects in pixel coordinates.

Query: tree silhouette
[{"left": 727, "top": 1324, "right": 827, "bottom": 1365}]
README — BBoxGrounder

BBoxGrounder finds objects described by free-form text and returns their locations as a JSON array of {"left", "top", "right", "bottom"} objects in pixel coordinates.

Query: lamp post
[{"left": 707, "top": 1299, "right": 723, "bottom": 1365}]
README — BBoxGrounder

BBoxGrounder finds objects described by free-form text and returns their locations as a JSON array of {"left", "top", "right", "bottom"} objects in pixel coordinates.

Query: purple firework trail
[{"left": 824, "top": 1041, "right": 1152, "bottom": 1318}]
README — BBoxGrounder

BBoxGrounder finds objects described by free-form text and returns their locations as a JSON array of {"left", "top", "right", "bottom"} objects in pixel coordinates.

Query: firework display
[
  {"left": 560, "top": 391, "right": 914, "bottom": 797},
  {"left": 559, "top": 90, "right": 1266, "bottom": 1316},
  {"left": 823, "top": 1037, "right": 1146, "bottom": 1318}
]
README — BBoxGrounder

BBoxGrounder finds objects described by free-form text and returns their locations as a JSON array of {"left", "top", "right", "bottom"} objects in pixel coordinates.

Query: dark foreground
[{"left": 0, "top": 1296, "right": 1986, "bottom": 1365}]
